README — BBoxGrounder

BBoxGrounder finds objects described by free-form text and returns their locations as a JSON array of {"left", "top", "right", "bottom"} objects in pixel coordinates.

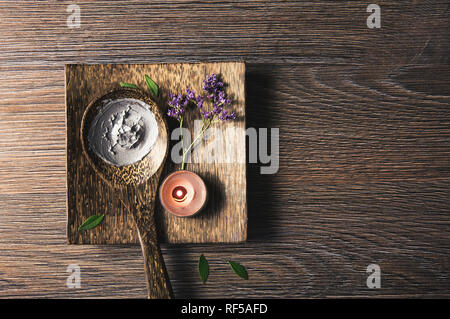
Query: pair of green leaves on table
[
  {"left": 78, "top": 218, "right": 248, "bottom": 283},
  {"left": 198, "top": 254, "right": 248, "bottom": 284},
  {"left": 120, "top": 75, "right": 159, "bottom": 97}
]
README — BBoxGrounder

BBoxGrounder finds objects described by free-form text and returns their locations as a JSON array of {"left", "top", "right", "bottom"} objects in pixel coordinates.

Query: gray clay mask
[{"left": 87, "top": 98, "right": 159, "bottom": 166}]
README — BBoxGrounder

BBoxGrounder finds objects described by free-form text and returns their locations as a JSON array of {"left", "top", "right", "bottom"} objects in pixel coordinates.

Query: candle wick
[{"left": 172, "top": 186, "right": 187, "bottom": 202}]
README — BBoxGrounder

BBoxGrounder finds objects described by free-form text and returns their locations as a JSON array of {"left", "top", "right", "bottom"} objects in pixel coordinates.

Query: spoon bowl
[{"left": 81, "top": 89, "right": 167, "bottom": 187}]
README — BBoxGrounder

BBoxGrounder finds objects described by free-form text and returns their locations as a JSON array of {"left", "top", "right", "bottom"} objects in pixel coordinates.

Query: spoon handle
[{"left": 134, "top": 201, "right": 173, "bottom": 299}]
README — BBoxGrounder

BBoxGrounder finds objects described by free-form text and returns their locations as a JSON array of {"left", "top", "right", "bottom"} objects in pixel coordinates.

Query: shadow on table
[{"left": 245, "top": 64, "right": 279, "bottom": 242}]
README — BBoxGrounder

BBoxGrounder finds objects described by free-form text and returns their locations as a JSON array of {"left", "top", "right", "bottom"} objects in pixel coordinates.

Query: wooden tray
[{"left": 65, "top": 62, "right": 247, "bottom": 244}]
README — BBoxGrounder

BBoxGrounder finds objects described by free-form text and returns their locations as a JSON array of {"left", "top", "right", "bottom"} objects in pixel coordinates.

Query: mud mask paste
[{"left": 87, "top": 98, "right": 159, "bottom": 166}]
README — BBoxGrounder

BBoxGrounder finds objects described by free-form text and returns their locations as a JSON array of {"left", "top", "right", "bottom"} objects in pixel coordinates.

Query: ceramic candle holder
[{"left": 159, "top": 170, "right": 207, "bottom": 217}]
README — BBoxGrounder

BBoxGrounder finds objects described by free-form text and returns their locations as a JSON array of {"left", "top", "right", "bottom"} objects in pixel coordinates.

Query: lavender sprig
[{"left": 167, "top": 73, "right": 237, "bottom": 169}]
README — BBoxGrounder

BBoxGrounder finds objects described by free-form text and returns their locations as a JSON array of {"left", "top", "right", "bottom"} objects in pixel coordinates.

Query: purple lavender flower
[
  {"left": 201, "top": 110, "right": 212, "bottom": 119},
  {"left": 196, "top": 95, "right": 204, "bottom": 109},
  {"left": 167, "top": 92, "right": 188, "bottom": 120},
  {"left": 218, "top": 91, "right": 225, "bottom": 101},
  {"left": 186, "top": 87, "right": 195, "bottom": 100},
  {"left": 212, "top": 102, "right": 223, "bottom": 114},
  {"left": 167, "top": 73, "right": 236, "bottom": 122},
  {"left": 218, "top": 92, "right": 231, "bottom": 105},
  {"left": 225, "top": 111, "right": 236, "bottom": 120},
  {"left": 202, "top": 73, "right": 224, "bottom": 94},
  {"left": 166, "top": 73, "right": 237, "bottom": 169},
  {"left": 218, "top": 110, "right": 236, "bottom": 121},
  {"left": 167, "top": 108, "right": 176, "bottom": 117}
]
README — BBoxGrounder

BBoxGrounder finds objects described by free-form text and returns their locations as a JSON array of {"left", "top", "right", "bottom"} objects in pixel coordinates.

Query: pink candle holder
[{"left": 159, "top": 170, "right": 207, "bottom": 217}]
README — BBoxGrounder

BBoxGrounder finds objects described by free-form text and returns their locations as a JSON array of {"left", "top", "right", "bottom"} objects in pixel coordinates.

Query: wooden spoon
[{"left": 80, "top": 88, "right": 173, "bottom": 299}]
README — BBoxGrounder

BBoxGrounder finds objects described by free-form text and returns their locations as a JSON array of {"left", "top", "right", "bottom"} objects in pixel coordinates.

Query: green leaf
[
  {"left": 198, "top": 254, "right": 209, "bottom": 284},
  {"left": 120, "top": 82, "right": 138, "bottom": 89},
  {"left": 144, "top": 75, "right": 159, "bottom": 97},
  {"left": 78, "top": 214, "right": 105, "bottom": 231},
  {"left": 227, "top": 261, "right": 248, "bottom": 280}
]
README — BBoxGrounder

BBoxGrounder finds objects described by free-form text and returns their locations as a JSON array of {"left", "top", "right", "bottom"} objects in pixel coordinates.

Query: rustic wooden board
[{"left": 65, "top": 62, "right": 247, "bottom": 244}]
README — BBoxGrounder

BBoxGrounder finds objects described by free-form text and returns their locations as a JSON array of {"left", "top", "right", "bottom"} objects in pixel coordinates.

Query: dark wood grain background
[{"left": 0, "top": 1, "right": 449, "bottom": 298}]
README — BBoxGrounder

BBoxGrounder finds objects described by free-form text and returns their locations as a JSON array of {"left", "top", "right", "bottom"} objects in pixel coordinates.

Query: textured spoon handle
[{"left": 134, "top": 201, "right": 173, "bottom": 299}]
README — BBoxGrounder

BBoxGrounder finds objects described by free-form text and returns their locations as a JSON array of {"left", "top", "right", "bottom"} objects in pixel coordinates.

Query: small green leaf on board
[
  {"left": 144, "top": 75, "right": 159, "bottom": 97},
  {"left": 120, "top": 82, "right": 139, "bottom": 89},
  {"left": 78, "top": 214, "right": 105, "bottom": 231}
]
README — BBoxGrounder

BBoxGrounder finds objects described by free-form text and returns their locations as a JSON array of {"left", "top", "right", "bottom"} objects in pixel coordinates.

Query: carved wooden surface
[
  {"left": 0, "top": 1, "right": 449, "bottom": 298},
  {"left": 66, "top": 62, "right": 247, "bottom": 244}
]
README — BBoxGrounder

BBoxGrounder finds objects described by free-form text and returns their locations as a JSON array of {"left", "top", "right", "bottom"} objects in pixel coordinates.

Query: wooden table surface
[{"left": 0, "top": 1, "right": 449, "bottom": 298}]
